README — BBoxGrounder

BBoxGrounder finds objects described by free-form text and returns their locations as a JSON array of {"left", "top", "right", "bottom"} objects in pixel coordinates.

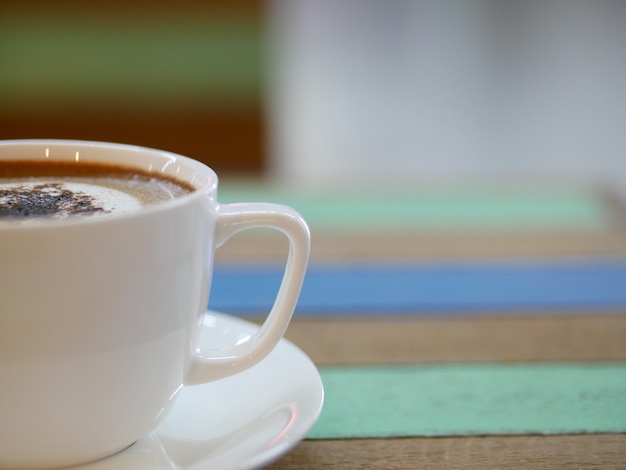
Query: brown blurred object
[
  {"left": 0, "top": 0, "right": 265, "bottom": 174},
  {"left": 1, "top": 108, "right": 265, "bottom": 173}
]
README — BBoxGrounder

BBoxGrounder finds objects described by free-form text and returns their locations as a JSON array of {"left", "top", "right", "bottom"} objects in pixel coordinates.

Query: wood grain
[
  {"left": 268, "top": 435, "right": 626, "bottom": 470},
  {"left": 216, "top": 230, "right": 626, "bottom": 263},
  {"left": 281, "top": 314, "right": 626, "bottom": 366},
  {"left": 226, "top": 188, "right": 626, "bottom": 468},
  {"left": 258, "top": 314, "right": 626, "bottom": 468}
]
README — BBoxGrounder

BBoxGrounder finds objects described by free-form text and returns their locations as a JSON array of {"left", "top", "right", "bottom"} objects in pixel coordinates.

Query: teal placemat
[
  {"left": 308, "top": 363, "right": 626, "bottom": 439},
  {"left": 218, "top": 185, "right": 609, "bottom": 231}
]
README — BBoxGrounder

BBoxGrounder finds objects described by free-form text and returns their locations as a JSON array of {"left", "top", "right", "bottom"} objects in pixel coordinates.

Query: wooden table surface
[
  {"left": 269, "top": 314, "right": 626, "bottom": 469},
  {"left": 220, "top": 211, "right": 626, "bottom": 469}
]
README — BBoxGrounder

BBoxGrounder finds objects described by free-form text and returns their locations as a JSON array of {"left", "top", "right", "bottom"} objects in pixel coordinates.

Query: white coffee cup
[{"left": 0, "top": 140, "right": 310, "bottom": 469}]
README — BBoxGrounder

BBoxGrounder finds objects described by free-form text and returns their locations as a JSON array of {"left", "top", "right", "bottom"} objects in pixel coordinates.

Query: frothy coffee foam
[
  {"left": 0, "top": 174, "right": 191, "bottom": 220},
  {"left": 0, "top": 181, "right": 142, "bottom": 218}
]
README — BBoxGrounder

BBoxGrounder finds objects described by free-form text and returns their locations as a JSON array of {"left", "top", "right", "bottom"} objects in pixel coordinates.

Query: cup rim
[{"left": 0, "top": 139, "right": 218, "bottom": 228}]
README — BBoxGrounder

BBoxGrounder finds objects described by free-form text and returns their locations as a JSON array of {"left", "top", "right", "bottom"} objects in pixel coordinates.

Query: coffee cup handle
[{"left": 184, "top": 202, "right": 310, "bottom": 385}]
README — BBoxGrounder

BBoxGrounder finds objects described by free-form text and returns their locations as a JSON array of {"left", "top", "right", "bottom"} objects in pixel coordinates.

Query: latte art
[
  {"left": 0, "top": 181, "right": 142, "bottom": 218},
  {"left": 0, "top": 161, "right": 194, "bottom": 220}
]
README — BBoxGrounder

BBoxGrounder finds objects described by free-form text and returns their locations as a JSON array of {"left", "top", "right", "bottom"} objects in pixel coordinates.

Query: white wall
[{"left": 267, "top": 0, "right": 626, "bottom": 188}]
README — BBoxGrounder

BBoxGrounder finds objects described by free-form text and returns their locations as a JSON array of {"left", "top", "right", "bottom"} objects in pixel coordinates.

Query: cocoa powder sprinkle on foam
[{"left": 0, "top": 183, "right": 107, "bottom": 218}]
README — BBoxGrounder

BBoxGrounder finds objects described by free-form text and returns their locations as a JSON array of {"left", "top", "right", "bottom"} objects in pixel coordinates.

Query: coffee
[{"left": 0, "top": 161, "right": 194, "bottom": 219}]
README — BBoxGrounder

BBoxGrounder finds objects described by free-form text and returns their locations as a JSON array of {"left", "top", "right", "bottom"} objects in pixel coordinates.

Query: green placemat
[
  {"left": 308, "top": 363, "right": 626, "bottom": 439},
  {"left": 218, "top": 185, "right": 610, "bottom": 232}
]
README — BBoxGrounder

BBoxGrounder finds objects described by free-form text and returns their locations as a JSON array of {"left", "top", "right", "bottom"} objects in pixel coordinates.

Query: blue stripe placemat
[{"left": 208, "top": 261, "right": 626, "bottom": 315}]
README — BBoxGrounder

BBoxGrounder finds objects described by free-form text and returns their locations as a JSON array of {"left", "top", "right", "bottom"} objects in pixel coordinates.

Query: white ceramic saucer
[{"left": 70, "top": 311, "right": 324, "bottom": 470}]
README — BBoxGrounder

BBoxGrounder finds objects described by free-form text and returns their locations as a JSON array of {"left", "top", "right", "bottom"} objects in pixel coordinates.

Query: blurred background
[
  {"left": 269, "top": 0, "right": 626, "bottom": 190},
  {"left": 0, "top": 0, "right": 266, "bottom": 174},
  {"left": 3, "top": 0, "right": 626, "bottom": 192}
]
